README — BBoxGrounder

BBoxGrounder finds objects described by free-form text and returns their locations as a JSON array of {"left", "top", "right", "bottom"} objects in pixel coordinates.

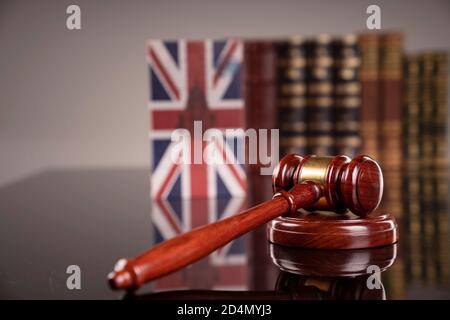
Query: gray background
[{"left": 1, "top": 0, "right": 449, "bottom": 186}]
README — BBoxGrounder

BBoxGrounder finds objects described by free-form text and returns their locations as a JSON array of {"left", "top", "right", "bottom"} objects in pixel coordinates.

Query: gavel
[{"left": 108, "top": 154, "right": 383, "bottom": 291}]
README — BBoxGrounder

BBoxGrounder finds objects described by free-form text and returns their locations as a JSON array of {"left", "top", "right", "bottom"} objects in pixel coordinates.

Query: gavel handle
[{"left": 108, "top": 181, "right": 322, "bottom": 290}]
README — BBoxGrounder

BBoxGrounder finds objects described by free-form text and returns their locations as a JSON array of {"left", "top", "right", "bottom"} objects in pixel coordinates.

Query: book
[
  {"left": 402, "top": 55, "right": 421, "bottom": 286},
  {"left": 402, "top": 54, "right": 421, "bottom": 234},
  {"left": 419, "top": 52, "right": 436, "bottom": 234},
  {"left": 432, "top": 52, "right": 448, "bottom": 232},
  {"left": 378, "top": 32, "right": 404, "bottom": 216},
  {"left": 333, "top": 34, "right": 362, "bottom": 157},
  {"left": 244, "top": 40, "right": 278, "bottom": 204},
  {"left": 244, "top": 40, "right": 278, "bottom": 176},
  {"left": 243, "top": 41, "right": 280, "bottom": 287},
  {"left": 277, "top": 36, "right": 308, "bottom": 156},
  {"left": 306, "top": 34, "right": 335, "bottom": 156},
  {"left": 358, "top": 33, "right": 380, "bottom": 161},
  {"left": 402, "top": 51, "right": 449, "bottom": 286},
  {"left": 430, "top": 52, "right": 449, "bottom": 284}
]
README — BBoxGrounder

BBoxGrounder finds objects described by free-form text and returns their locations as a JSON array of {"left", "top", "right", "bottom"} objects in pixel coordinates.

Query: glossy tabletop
[{"left": 0, "top": 169, "right": 449, "bottom": 299}]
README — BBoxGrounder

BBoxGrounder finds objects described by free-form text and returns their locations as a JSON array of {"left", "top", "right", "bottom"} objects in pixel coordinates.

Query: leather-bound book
[
  {"left": 244, "top": 40, "right": 278, "bottom": 199},
  {"left": 244, "top": 40, "right": 281, "bottom": 289},
  {"left": 402, "top": 55, "right": 421, "bottom": 287},
  {"left": 419, "top": 52, "right": 436, "bottom": 235},
  {"left": 358, "top": 33, "right": 380, "bottom": 161},
  {"left": 277, "top": 36, "right": 308, "bottom": 157},
  {"left": 402, "top": 55, "right": 421, "bottom": 235},
  {"left": 378, "top": 32, "right": 404, "bottom": 217},
  {"left": 402, "top": 52, "right": 449, "bottom": 286},
  {"left": 333, "top": 34, "right": 362, "bottom": 157},
  {"left": 432, "top": 52, "right": 448, "bottom": 234},
  {"left": 429, "top": 53, "right": 448, "bottom": 285},
  {"left": 306, "top": 34, "right": 335, "bottom": 156},
  {"left": 404, "top": 52, "right": 450, "bottom": 286}
]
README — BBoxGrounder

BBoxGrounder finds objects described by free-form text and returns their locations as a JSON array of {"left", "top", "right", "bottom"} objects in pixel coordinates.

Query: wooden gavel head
[{"left": 272, "top": 154, "right": 383, "bottom": 217}]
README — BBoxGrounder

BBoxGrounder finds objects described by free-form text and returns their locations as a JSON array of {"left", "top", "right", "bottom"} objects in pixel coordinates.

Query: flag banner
[{"left": 148, "top": 39, "right": 247, "bottom": 199}]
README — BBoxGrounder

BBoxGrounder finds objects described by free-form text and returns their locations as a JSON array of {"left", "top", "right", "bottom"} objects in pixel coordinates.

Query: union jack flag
[
  {"left": 147, "top": 39, "right": 247, "bottom": 199},
  {"left": 151, "top": 197, "right": 249, "bottom": 290}
]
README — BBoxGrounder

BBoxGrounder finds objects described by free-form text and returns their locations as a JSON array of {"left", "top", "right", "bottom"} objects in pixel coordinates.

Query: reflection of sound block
[
  {"left": 269, "top": 243, "right": 397, "bottom": 277},
  {"left": 267, "top": 210, "right": 398, "bottom": 249}
]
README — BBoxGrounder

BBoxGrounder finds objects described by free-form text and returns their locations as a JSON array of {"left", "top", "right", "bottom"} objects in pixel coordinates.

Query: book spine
[
  {"left": 333, "top": 34, "right": 362, "bottom": 157},
  {"left": 418, "top": 52, "right": 441, "bottom": 285},
  {"left": 358, "top": 33, "right": 380, "bottom": 161},
  {"left": 419, "top": 52, "right": 436, "bottom": 235},
  {"left": 402, "top": 55, "right": 421, "bottom": 285},
  {"left": 306, "top": 34, "right": 335, "bottom": 156},
  {"left": 432, "top": 52, "right": 449, "bottom": 284},
  {"left": 244, "top": 40, "right": 278, "bottom": 202},
  {"left": 432, "top": 52, "right": 448, "bottom": 229},
  {"left": 379, "top": 32, "right": 404, "bottom": 217},
  {"left": 277, "top": 37, "right": 308, "bottom": 156},
  {"left": 402, "top": 55, "right": 421, "bottom": 235},
  {"left": 246, "top": 40, "right": 298, "bottom": 288}
]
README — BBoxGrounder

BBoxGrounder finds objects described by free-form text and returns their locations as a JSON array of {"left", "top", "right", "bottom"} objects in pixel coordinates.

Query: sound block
[{"left": 267, "top": 210, "right": 398, "bottom": 249}]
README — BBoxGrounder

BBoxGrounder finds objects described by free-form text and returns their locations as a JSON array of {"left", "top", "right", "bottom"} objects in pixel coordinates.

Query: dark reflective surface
[
  {"left": 129, "top": 244, "right": 395, "bottom": 300},
  {"left": 0, "top": 168, "right": 449, "bottom": 299}
]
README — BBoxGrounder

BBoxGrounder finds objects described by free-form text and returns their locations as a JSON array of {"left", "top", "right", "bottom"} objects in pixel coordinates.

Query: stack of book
[
  {"left": 305, "top": 34, "right": 335, "bottom": 156},
  {"left": 403, "top": 52, "right": 449, "bottom": 286},
  {"left": 275, "top": 34, "right": 362, "bottom": 158},
  {"left": 333, "top": 34, "right": 361, "bottom": 157},
  {"left": 277, "top": 36, "right": 308, "bottom": 156}
]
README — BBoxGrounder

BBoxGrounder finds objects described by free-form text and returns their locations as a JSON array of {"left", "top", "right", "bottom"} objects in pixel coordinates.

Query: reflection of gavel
[
  {"left": 108, "top": 155, "right": 384, "bottom": 291},
  {"left": 126, "top": 244, "right": 397, "bottom": 300},
  {"left": 126, "top": 274, "right": 385, "bottom": 300}
]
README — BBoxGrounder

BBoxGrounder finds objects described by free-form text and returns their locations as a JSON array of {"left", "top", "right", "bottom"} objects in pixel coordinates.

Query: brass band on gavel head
[
  {"left": 272, "top": 154, "right": 383, "bottom": 216},
  {"left": 294, "top": 155, "right": 350, "bottom": 213}
]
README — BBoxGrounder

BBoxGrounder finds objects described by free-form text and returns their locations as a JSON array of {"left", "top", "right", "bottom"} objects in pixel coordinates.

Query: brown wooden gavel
[{"left": 108, "top": 154, "right": 383, "bottom": 291}]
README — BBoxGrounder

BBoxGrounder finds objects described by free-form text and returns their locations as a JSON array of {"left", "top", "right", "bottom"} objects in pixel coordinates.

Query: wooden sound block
[{"left": 267, "top": 210, "right": 398, "bottom": 249}]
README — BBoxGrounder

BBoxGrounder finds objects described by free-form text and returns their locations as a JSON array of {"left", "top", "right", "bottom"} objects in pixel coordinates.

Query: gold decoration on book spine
[
  {"left": 358, "top": 33, "right": 379, "bottom": 81},
  {"left": 334, "top": 33, "right": 361, "bottom": 157},
  {"left": 380, "top": 33, "right": 403, "bottom": 80},
  {"left": 278, "top": 37, "right": 308, "bottom": 156}
]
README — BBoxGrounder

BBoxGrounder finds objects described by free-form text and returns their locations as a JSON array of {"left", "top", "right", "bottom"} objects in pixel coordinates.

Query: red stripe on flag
[
  {"left": 187, "top": 42, "right": 206, "bottom": 91},
  {"left": 190, "top": 198, "right": 210, "bottom": 228},
  {"left": 149, "top": 47, "right": 180, "bottom": 100},
  {"left": 151, "top": 109, "right": 244, "bottom": 130},
  {"left": 190, "top": 139, "right": 208, "bottom": 198},
  {"left": 213, "top": 40, "right": 238, "bottom": 86}
]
